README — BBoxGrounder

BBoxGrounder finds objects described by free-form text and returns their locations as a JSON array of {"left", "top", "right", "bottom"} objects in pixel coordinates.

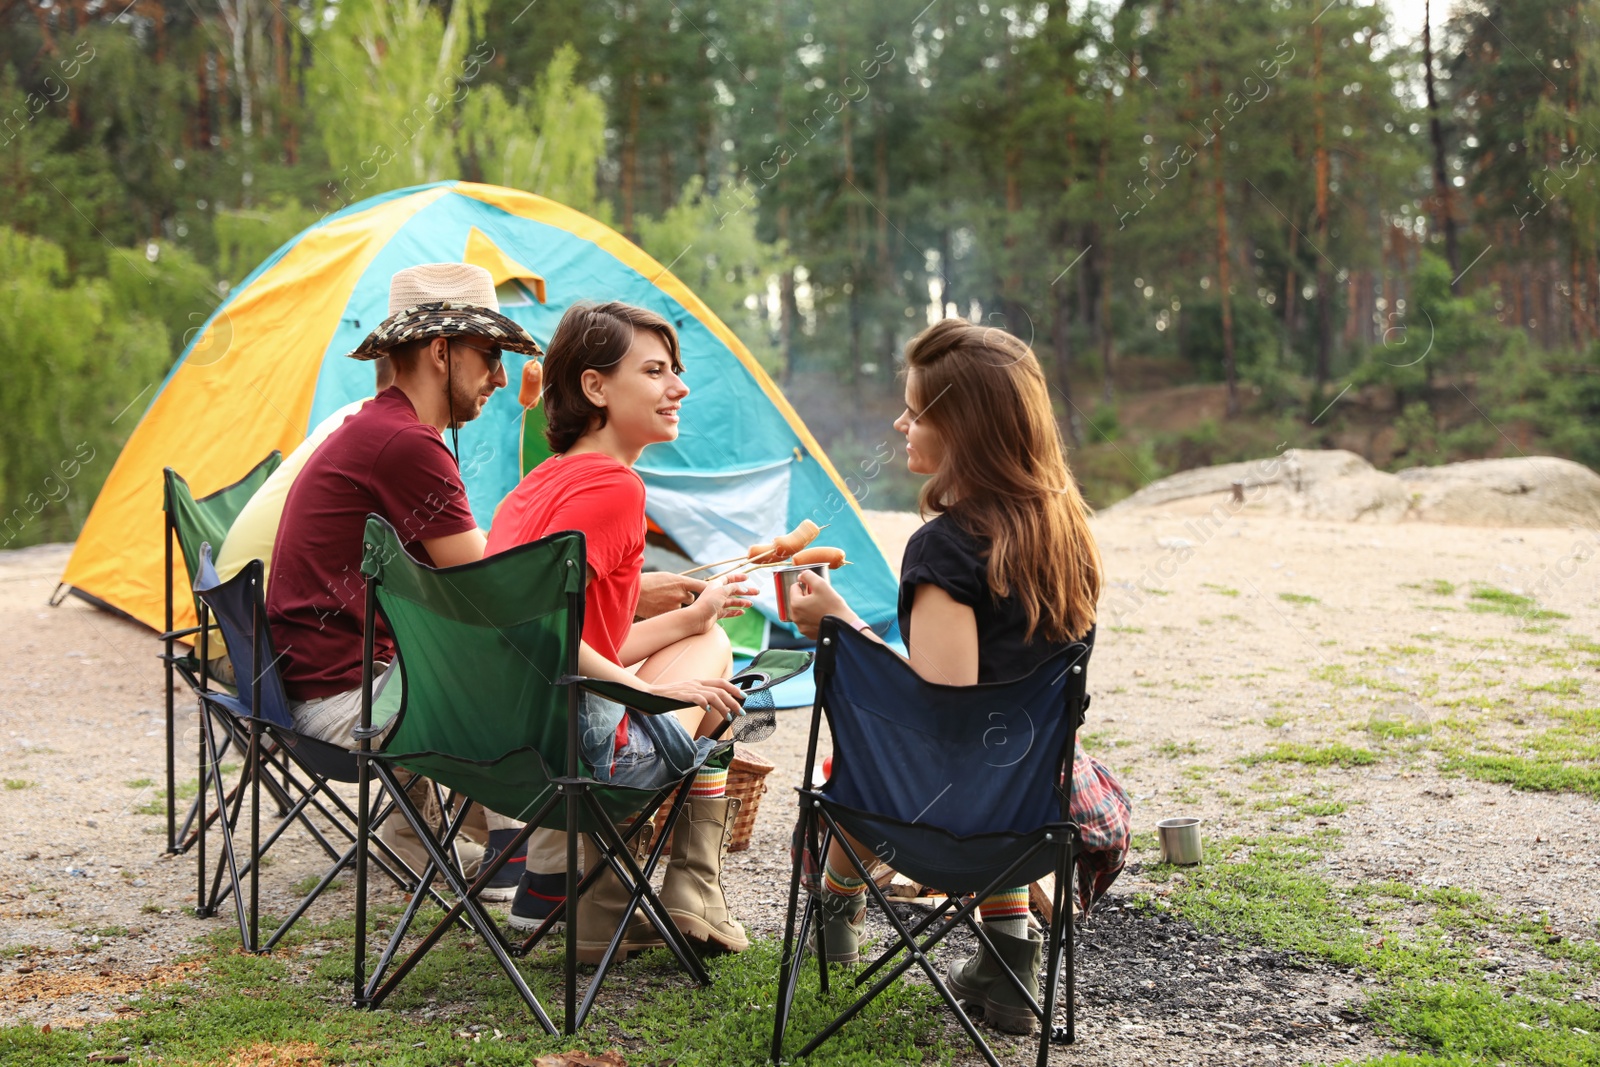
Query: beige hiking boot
[
  {"left": 574, "top": 825, "right": 665, "bottom": 964},
  {"left": 659, "top": 795, "right": 749, "bottom": 953}
]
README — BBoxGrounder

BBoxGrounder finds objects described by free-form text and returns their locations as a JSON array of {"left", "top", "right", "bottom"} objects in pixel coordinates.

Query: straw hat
[{"left": 345, "top": 262, "right": 543, "bottom": 361}]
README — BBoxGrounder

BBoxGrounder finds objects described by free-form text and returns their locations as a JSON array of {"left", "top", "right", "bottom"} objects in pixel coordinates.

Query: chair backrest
[
  {"left": 192, "top": 545, "right": 295, "bottom": 731},
  {"left": 359, "top": 514, "right": 598, "bottom": 822},
  {"left": 811, "top": 619, "right": 1090, "bottom": 891},
  {"left": 164, "top": 453, "right": 283, "bottom": 627}
]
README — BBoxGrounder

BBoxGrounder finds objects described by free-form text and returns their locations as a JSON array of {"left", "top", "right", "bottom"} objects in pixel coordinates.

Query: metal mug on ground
[
  {"left": 1156, "top": 817, "right": 1203, "bottom": 865},
  {"left": 772, "top": 563, "right": 826, "bottom": 622}
]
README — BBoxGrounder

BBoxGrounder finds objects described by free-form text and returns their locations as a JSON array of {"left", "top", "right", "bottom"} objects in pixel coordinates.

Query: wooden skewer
[
  {"left": 679, "top": 553, "right": 749, "bottom": 576},
  {"left": 678, "top": 525, "right": 831, "bottom": 577}
]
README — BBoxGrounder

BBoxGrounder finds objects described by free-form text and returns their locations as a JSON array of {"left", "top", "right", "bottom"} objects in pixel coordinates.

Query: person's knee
[{"left": 698, "top": 623, "right": 732, "bottom": 671}]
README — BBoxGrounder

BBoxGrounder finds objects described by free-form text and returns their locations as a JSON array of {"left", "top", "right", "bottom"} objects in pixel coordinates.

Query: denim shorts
[{"left": 580, "top": 692, "right": 715, "bottom": 791}]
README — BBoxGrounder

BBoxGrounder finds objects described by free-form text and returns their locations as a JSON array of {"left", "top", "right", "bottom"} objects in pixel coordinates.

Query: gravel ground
[{"left": 2, "top": 508, "right": 1597, "bottom": 1065}]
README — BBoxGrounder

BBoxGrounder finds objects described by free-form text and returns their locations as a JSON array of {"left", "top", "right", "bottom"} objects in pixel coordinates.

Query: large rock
[
  {"left": 1104, "top": 449, "right": 1411, "bottom": 523},
  {"left": 1103, "top": 450, "right": 1600, "bottom": 527},
  {"left": 1397, "top": 457, "right": 1600, "bottom": 527}
]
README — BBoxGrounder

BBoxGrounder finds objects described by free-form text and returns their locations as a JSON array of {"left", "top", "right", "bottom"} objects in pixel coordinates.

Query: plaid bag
[{"left": 1069, "top": 745, "right": 1131, "bottom": 915}]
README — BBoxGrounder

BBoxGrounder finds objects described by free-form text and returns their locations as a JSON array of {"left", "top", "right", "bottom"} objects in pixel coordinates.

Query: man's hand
[{"left": 636, "top": 571, "right": 708, "bottom": 619}]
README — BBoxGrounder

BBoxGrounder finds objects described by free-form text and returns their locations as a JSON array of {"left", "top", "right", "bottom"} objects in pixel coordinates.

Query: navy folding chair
[
  {"left": 159, "top": 456, "right": 281, "bottom": 857},
  {"left": 190, "top": 544, "right": 434, "bottom": 952},
  {"left": 771, "top": 617, "right": 1092, "bottom": 1067}
]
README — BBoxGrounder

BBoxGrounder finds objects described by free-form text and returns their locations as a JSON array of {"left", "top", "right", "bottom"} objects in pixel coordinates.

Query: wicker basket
[{"left": 653, "top": 747, "right": 775, "bottom": 854}]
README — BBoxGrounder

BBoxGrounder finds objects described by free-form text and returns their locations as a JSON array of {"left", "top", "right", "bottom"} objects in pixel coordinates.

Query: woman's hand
[
  {"left": 647, "top": 676, "right": 746, "bottom": 721},
  {"left": 788, "top": 569, "right": 854, "bottom": 641},
  {"left": 688, "top": 572, "right": 758, "bottom": 633}
]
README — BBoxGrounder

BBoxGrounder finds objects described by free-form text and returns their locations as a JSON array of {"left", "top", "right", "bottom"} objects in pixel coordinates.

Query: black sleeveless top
[{"left": 896, "top": 514, "right": 1095, "bottom": 685}]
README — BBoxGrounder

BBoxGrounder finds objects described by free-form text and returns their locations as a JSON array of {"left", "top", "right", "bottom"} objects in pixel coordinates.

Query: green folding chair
[
  {"left": 160, "top": 455, "right": 282, "bottom": 857},
  {"left": 351, "top": 515, "right": 810, "bottom": 1033}
]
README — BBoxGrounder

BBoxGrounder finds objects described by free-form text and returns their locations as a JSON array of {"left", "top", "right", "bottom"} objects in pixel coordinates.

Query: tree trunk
[
  {"left": 1311, "top": 25, "right": 1333, "bottom": 409},
  {"left": 1423, "top": 0, "right": 1461, "bottom": 290},
  {"left": 621, "top": 78, "right": 639, "bottom": 238},
  {"left": 1211, "top": 73, "right": 1238, "bottom": 418}
]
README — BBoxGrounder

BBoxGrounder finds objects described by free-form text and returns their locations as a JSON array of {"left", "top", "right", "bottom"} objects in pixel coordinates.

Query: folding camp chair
[
  {"left": 770, "top": 618, "right": 1092, "bottom": 1067},
  {"left": 351, "top": 515, "right": 810, "bottom": 1033},
  {"left": 188, "top": 544, "right": 445, "bottom": 952},
  {"left": 159, "top": 455, "right": 282, "bottom": 856}
]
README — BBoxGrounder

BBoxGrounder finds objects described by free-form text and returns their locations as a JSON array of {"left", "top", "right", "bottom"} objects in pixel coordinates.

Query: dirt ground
[{"left": 1, "top": 508, "right": 1596, "bottom": 1064}]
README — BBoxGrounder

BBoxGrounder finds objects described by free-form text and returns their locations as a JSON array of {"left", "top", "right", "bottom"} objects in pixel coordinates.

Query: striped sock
[
  {"left": 822, "top": 855, "right": 868, "bottom": 898},
  {"left": 690, "top": 765, "right": 727, "bottom": 798},
  {"left": 978, "top": 886, "right": 1030, "bottom": 937}
]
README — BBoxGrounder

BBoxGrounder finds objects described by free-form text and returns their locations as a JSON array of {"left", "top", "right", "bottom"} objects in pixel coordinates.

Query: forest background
[{"left": 2, "top": 0, "right": 1597, "bottom": 547}]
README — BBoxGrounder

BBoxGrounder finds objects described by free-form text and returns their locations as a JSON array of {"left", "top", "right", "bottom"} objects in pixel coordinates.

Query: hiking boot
[
  {"left": 380, "top": 774, "right": 484, "bottom": 887},
  {"left": 659, "top": 795, "right": 749, "bottom": 953},
  {"left": 507, "top": 870, "right": 568, "bottom": 932},
  {"left": 574, "top": 826, "right": 665, "bottom": 964},
  {"left": 379, "top": 815, "right": 484, "bottom": 884},
  {"left": 810, "top": 890, "right": 867, "bottom": 963},
  {"left": 947, "top": 926, "right": 1044, "bottom": 1035},
  {"left": 476, "top": 829, "right": 527, "bottom": 904}
]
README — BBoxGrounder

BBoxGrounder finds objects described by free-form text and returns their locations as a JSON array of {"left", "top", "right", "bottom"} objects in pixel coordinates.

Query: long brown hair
[
  {"left": 541, "top": 301, "right": 682, "bottom": 453},
  {"left": 904, "top": 318, "right": 1101, "bottom": 643}
]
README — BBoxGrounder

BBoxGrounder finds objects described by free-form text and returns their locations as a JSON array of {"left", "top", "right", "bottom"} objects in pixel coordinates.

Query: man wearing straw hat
[{"left": 267, "top": 262, "right": 540, "bottom": 897}]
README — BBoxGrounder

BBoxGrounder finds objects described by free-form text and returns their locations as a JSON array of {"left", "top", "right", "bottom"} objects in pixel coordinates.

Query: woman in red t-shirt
[{"left": 487, "top": 301, "right": 757, "bottom": 961}]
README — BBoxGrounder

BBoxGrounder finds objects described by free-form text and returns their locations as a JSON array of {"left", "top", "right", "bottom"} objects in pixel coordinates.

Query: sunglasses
[{"left": 451, "top": 337, "right": 504, "bottom": 372}]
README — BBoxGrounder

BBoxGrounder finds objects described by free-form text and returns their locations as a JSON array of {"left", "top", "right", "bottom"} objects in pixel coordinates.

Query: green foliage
[
  {"left": 0, "top": 227, "right": 171, "bottom": 546},
  {"left": 310, "top": 0, "right": 488, "bottom": 200},
  {"left": 635, "top": 176, "right": 793, "bottom": 375},
  {"left": 459, "top": 44, "right": 606, "bottom": 216}
]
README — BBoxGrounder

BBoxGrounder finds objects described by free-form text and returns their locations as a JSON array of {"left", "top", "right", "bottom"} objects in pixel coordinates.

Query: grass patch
[
  {"left": 1242, "top": 742, "right": 1377, "bottom": 768},
  {"left": 1154, "top": 739, "right": 1207, "bottom": 759},
  {"left": 1298, "top": 799, "right": 1348, "bottom": 817},
  {"left": 1154, "top": 831, "right": 1600, "bottom": 1065},
  {"left": 134, "top": 778, "right": 200, "bottom": 817},
  {"left": 1278, "top": 592, "right": 1319, "bottom": 604},
  {"left": 1444, "top": 754, "right": 1600, "bottom": 800},
  {"left": 1107, "top": 625, "right": 1145, "bottom": 634},
  {"left": 1440, "top": 706, "right": 1600, "bottom": 799},
  {"left": 1468, "top": 584, "right": 1569, "bottom": 621},
  {"left": 125, "top": 777, "right": 154, "bottom": 789},
  {"left": 1202, "top": 582, "right": 1240, "bottom": 597},
  {"left": 3, "top": 779, "right": 34, "bottom": 790},
  {"left": 0, "top": 917, "right": 955, "bottom": 1066},
  {"left": 1400, "top": 579, "right": 1457, "bottom": 596},
  {"left": 1366, "top": 716, "right": 1433, "bottom": 741}
]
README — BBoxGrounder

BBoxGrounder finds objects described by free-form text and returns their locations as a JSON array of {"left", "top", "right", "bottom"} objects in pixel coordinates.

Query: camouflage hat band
[{"left": 345, "top": 301, "right": 544, "bottom": 361}]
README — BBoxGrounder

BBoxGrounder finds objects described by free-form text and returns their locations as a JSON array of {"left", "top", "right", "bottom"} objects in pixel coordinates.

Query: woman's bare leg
[{"left": 632, "top": 625, "right": 734, "bottom": 737}]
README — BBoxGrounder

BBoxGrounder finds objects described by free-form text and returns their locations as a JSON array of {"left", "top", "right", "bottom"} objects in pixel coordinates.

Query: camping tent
[{"left": 59, "top": 182, "right": 900, "bottom": 657}]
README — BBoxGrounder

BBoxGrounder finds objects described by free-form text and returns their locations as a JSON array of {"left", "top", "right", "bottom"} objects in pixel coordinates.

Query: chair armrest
[
  {"left": 158, "top": 624, "right": 208, "bottom": 642},
  {"left": 556, "top": 674, "right": 697, "bottom": 716}
]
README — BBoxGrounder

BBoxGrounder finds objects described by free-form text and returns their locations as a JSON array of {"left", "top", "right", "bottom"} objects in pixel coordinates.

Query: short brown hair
[{"left": 542, "top": 302, "right": 682, "bottom": 453}]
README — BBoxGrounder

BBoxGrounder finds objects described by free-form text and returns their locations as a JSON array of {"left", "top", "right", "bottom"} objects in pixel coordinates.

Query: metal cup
[
  {"left": 1156, "top": 817, "right": 1203, "bottom": 865},
  {"left": 772, "top": 563, "right": 826, "bottom": 623}
]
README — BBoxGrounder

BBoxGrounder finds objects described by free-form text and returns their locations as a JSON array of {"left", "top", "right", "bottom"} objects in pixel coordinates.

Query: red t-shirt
[
  {"left": 267, "top": 387, "right": 480, "bottom": 700},
  {"left": 485, "top": 452, "right": 646, "bottom": 667}
]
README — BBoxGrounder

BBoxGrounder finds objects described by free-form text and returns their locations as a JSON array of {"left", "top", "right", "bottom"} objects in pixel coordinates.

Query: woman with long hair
[{"left": 789, "top": 317, "right": 1129, "bottom": 1035}]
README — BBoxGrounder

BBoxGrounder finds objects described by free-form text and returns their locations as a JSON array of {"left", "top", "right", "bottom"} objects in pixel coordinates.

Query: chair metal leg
[
  {"left": 200, "top": 708, "right": 252, "bottom": 950},
  {"left": 194, "top": 698, "right": 208, "bottom": 917},
  {"left": 366, "top": 772, "right": 558, "bottom": 1034},
  {"left": 770, "top": 800, "right": 815, "bottom": 1064},
  {"left": 248, "top": 723, "right": 261, "bottom": 953}
]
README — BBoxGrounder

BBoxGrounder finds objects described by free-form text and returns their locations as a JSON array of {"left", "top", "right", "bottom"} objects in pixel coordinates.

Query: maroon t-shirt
[{"left": 266, "top": 387, "right": 479, "bottom": 700}]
